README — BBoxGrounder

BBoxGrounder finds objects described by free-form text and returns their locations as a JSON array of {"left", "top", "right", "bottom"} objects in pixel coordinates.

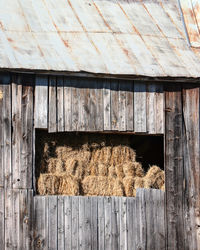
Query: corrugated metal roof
[{"left": 0, "top": 0, "right": 200, "bottom": 78}]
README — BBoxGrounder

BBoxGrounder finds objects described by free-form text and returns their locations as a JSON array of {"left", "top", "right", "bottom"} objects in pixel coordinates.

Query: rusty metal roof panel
[{"left": 0, "top": 0, "right": 200, "bottom": 78}]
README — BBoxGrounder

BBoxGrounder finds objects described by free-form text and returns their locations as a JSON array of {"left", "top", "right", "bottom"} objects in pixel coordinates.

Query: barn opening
[{"left": 35, "top": 129, "right": 164, "bottom": 196}]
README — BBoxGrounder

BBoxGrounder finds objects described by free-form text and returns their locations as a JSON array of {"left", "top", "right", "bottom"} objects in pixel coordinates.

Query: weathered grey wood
[
  {"left": 12, "top": 76, "right": 22, "bottom": 189},
  {"left": 104, "top": 197, "right": 112, "bottom": 249},
  {"left": 134, "top": 81, "right": 147, "bottom": 133},
  {"left": 182, "top": 86, "right": 200, "bottom": 250},
  {"left": 111, "top": 197, "right": 119, "bottom": 250},
  {"left": 157, "top": 190, "right": 165, "bottom": 250},
  {"left": 98, "top": 197, "right": 105, "bottom": 250},
  {"left": 48, "top": 196, "right": 58, "bottom": 250},
  {"left": 111, "top": 80, "right": 119, "bottom": 130},
  {"left": 103, "top": 79, "right": 111, "bottom": 130},
  {"left": 58, "top": 196, "right": 65, "bottom": 250},
  {"left": 82, "top": 196, "right": 92, "bottom": 249},
  {"left": 156, "top": 84, "right": 164, "bottom": 134},
  {"left": 119, "top": 81, "right": 126, "bottom": 131},
  {"left": 146, "top": 189, "right": 155, "bottom": 250},
  {"left": 64, "top": 196, "right": 72, "bottom": 250},
  {"left": 3, "top": 75, "right": 12, "bottom": 189},
  {"left": 34, "top": 196, "right": 48, "bottom": 250},
  {"left": 57, "top": 76, "right": 64, "bottom": 132},
  {"left": 49, "top": 76, "right": 57, "bottom": 133},
  {"left": 96, "top": 79, "right": 103, "bottom": 131},
  {"left": 64, "top": 77, "right": 72, "bottom": 131},
  {"left": 78, "top": 196, "right": 84, "bottom": 249},
  {"left": 120, "top": 197, "right": 127, "bottom": 250},
  {"left": 21, "top": 78, "right": 33, "bottom": 189},
  {"left": 146, "top": 83, "right": 156, "bottom": 134},
  {"left": 165, "top": 84, "right": 184, "bottom": 250},
  {"left": 0, "top": 77, "right": 4, "bottom": 187},
  {"left": 71, "top": 196, "right": 79, "bottom": 250},
  {"left": 89, "top": 80, "right": 98, "bottom": 131},
  {"left": 91, "top": 197, "right": 98, "bottom": 250},
  {"left": 71, "top": 79, "right": 79, "bottom": 131},
  {"left": 126, "top": 82, "right": 134, "bottom": 131},
  {"left": 34, "top": 75, "right": 48, "bottom": 128},
  {"left": 0, "top": 188, "right": 4, "bottom": 249},
  {"left": 5, "top": 189, "right": 13, "bottom": 250}
]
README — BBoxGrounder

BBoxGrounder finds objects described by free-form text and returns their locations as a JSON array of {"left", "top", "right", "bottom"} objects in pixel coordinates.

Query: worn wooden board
[
  {"left": 71, "top": 79, "right": 79, "bottom": 131},
  {"left": 165, "top": 84, "right": 185, "bottom": 250},
  {"left": 64, "top": 196, "right": 72, "bottom": 250},
  {"left": 0, "top": 73, "right": 11, "bottom": 188},
  {"left": 156, "top": 84, "right": 164, "bottom": 134},
  {"left": 119, "top": 81, "right": 127, "bottom": 131},
  {"left": 134, "top": 81, "right": 147, "bottom": 133},
  {"left": 34, "top": 75, "right": 48, "bottom": 129},
  {"left": 104, "top": 197, "right": 112, "bottom": 249},
  {"left": 146, "top": 83, "right": 157, "bottom": 134},
  {"left": 2, "top": 75, "right": 12, "bottom": 189},
  {"left": 0, "top": 188, "right": 4, "bottom": 248},
  {"left": 48, "top": 196, "right": 58, "bottom": 250},
  {"left": 103, "top": 79, "right": 111, "bottom": 131},
  {"left": 182, "top": 86, "right": 200, "bottom": 250},
  {"left": 57, "top": 76, "right": 64, "bottom": 132},
  {"left": 58, "top": 196, "right": 65, "bottom": 250},
  {"left": 98, "top": 197, "right": 105, "bottom": 250},
  {"left": 111, "top": 80, "right": 119, "bottom": 130},
  {"left": 49, "top": 76, "right": 57, "bottom": 133},
  {"left": 126, "top": 81, "right": 134, "bottom": 131},
  {"left": 64, "top": 77, "right": 72, "bottom": 131}
]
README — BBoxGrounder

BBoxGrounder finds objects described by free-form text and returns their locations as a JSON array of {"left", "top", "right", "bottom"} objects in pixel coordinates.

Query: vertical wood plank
[
  {"left": 64, "top": 77, "right": 72, "bottom": 131},
  {"left": 71, "top": 196, "right": 79, "bottom": 250},
  {"left": 104, "top": 197, "right": 112, "bottom": 249},
  {"left": 3, "top": 75, "right": 12, "bottom": 188},
  {"left": 82, "top": 197, "right": 92, "bottom": 249},
  {"left": 111, "top": 80, "right": 119, "bottom": 130},
  {"left": 119, "top": 81, "right": 127, "bottom": 131},
  {"left": 49, "top": 76, "right": 57, "bottom": 133},
  {"left": 71, "top": 79, "right": 79, "bottom": 131},
  {"left": 120, "top": 197, "right": 127, "bottom": 250},
  {"left": 0, "top": 75, "right": 4, "bottom": 187},
  {"left": 78, "top": 196, "right": 84, "bottom": 249},
  {"left": 146, "top": 83, "right": 156, "bottom": 134},
  {"left": 156, "top": 84, "right": 164, "bottom": 134},
  {"left": 12, "top": 75, "right": 22, "bottom": 189},
  {"left": 48, "top": 196, "right": 58, "bottom": 250},
  {"left": 89, "top": 79, "right": 98, "bottom": 131},
  {"left": 33, "top": 196, "right": 48, "bottom": 250},
  {"left": 64, "top": 196, "right": 72, "bottom": 250},
  {"left": 103, "top": 79, "right": 111, "bottom": 131},
  {"left": 126, "top": 82, "right": 134, "bottom": 131},
  {"left": 5, "top": 189, "right": 13, "bottom": 250},
  {"left": 58, "top": 196, "right": 65, "bottom": 250},
  {"left": 127, "top": 197, "right": 136, "bottom": 250},
  {"left": 96, "top": 79, "right": 103, "bottom": 131},
  {"left": 57, "top": 76, "right": 64, "bottom": 132},
  {"left": 111, "top": 197, "right": 120, "bottom": 250},
  {"left": 0, "top": 188, "right": 4, "bottom": 249},
  {"left": 91, "top": 197, "right": 98, "bottom": 250},
  {"left": 34, "top": 75, "right": 48, "bottom": 128},
  {"left": 182, "top": 86, "right": 200, "bottom": 250},
  {"left": 98, "top": 197, "right": 105, "bottom": 250},
  {"left": 165, "top": 84, "right": 184, "bottom": 250},
  {"left": 134, "top": 81, "right": 147, "bottom": 133}
]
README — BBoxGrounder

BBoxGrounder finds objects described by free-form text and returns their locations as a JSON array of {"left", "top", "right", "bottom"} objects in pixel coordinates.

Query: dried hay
[
  {"left": 37, "top": 174, "right": 80, "bottom": 196},
  {"left": 37, "top": 135, "right": 165, "bottom": 197},
  {"left": 123, "top": 176, "right": 135, "bottom": 197},
  {"left": 82, "top": 176, "right": 124, "bottom": 196}
]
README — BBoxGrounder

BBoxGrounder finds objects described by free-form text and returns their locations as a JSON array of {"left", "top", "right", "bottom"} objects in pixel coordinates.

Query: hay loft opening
[{"left": 35, "top": 130, "right": 164, "bottom": 196}]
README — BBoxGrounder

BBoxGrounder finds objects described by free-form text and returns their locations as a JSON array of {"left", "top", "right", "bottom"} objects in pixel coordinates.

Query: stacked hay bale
[{"left": 37, "top": 142, "right": 164, "bottom": 196}]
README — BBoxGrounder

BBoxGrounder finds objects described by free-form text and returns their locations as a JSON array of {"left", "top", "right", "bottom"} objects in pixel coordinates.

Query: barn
[{"left": 0, "top": 0, "right": 200, "bottom": 249}]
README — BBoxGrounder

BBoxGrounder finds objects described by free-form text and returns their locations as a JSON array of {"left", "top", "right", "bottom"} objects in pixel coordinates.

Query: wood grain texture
[
  {"left": 57, "top": 76, "right": 64, "bottom": 132},
  {"left": 111, "top": 80, "right": 119, "bottom": 130},
  {"left": 34, "top": 75, "right": 48, "bottom": 129},
  {"left": 126, "top": 81, "right": 134, "bottom": 131},
  {"left": 165, "top": 84, "right": 184, "bottom": 250},
  {"left": 134, "top": 81, "right": 147, "bottom": 132},
  {"left": 64, "top": 77, "right": 72, "bottom": 131},
  {"left": 49, "top": 76, "right": 57, "bottom": 133},
  {"left": 182, "top": 86, "right": 200, "bottom": 250},
  {"left": 0, "top": 188, "right": 4, "bottom": 249}
]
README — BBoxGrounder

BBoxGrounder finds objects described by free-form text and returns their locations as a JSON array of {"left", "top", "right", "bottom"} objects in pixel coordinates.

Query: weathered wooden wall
[
  {"left": 34, "top": 75, "right": 164, "bottom": 134},
  {"left": 0, "top": 72, "right": 200, "bottom": 250}
]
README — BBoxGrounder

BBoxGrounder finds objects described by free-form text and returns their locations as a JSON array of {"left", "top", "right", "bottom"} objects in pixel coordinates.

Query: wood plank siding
[{"left": 0, "top": 72, "right": 200, "bottom": 250}]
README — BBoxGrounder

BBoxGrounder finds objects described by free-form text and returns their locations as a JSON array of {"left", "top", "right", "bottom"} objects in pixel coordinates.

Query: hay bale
[
  {"left": 37, "top": 174, "right": 61, "bottom": 195},
  {"left": 123, "top": 176, "right": 135, "bottom": 197},
  {"left": 115, "top": 164, "right": 124, "bottom": 179},
  {"left": 58, "top": 175, "right": 80, "bottom": 195},
  {"left": 123, "top": 162, "right": 135, "bottom": 177},
  {"left": 97, "top": 163, "right": 108, "bottom": 176},
  {"left": 134, "top": 162, "right": 144, "bottom": 177},
  {"left": 144, "top": 165, "right": 164, "bottom": 189},
  {"left": 82, "top": 176, "right": 111, "bottom": 196},
  {"left": 134, "top": 177, "right": 145, "bottom": 189},
  {"left": 65, "top": 159, "right": 84, "bottom": 180},
  {"left": 112, "top": 178, "right": 124, "bottom": 196},
  {"left": 108, "top": 165, "right": 117, "bottom": 178}
]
